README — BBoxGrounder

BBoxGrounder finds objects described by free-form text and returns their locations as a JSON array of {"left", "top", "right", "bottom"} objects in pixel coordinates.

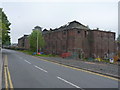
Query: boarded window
[
  {"left": 63, "top": 31, "right": 66, "bottom": 35},
  {"left": 85, "top": 31, "right": 87, "bottom": 37},
  {"left": 77, "top": 31, "right": 80, "bottom": 34}
]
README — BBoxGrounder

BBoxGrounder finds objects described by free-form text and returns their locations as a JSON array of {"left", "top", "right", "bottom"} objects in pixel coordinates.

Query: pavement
[
  {"left": 2, "top": 49, "right": 119, "bottom": 89},
  {"left": 36, "top": 56, "right": 119, "bottom": 79}
]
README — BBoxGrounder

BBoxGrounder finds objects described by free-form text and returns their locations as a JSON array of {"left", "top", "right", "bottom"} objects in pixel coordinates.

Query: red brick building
[
  {"left": 117, "top": 41, "right": 120, "bottom": 58},
  {"left": 42, "top": 21, "right": 116, "bottom": 59},
  {"left": 88, "top": 30, "right": 116, "bottom": 58},
  {"left": 18, "top": 21, "right": 116, "bottom": 59}
]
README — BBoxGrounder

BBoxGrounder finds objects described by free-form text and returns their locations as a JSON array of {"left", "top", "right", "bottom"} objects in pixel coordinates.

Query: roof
[
  {"left": 91, "top": 29, "right": 115, "bottom": 34},
  {"left": 42, "top": 21, "right": 90, "bottom": 34},
  {"left": 67, "top": 21, "right": 89, "bottom": 29},
  {"left": 18, "top": 35, "right": 29, "bottom": 40}
]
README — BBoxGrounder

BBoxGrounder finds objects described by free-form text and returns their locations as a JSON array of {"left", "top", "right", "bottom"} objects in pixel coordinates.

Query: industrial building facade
[
  {"left": 18, "top": 21, "right": 117, "bottom": 59},
  {"left": 18, "top": 35, "right": 30, "bottom": 49}
]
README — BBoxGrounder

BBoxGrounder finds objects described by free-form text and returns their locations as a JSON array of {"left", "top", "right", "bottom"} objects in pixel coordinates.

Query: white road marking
[
  {"left": 57, "top": 76, "right": 81, "bottom": 88},
  {"left": 34, "top": 65, "right": 48, "bottom": 73},
  {"left": 24, "top": 60, "right": 31, "bottom": 64}
]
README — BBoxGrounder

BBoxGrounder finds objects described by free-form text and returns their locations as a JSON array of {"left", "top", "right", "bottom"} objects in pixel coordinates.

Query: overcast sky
[{"left": 1, "top": 0, "right": 119, "bottom": 43}]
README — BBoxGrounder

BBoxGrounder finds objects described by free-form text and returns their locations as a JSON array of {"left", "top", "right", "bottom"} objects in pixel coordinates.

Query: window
[
  {"left": 63, "top": 31, "right": 66, "bottom": 35},
  {"left": 85, "top": 31, "right": 87, "bottom": 37},
  {"left": 77, "top": 31, "right": 80, "bottom": 34}
]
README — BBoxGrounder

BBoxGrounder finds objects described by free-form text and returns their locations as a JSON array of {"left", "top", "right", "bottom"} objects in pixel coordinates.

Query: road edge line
[
  {"left": 7, "top": 67, "right": 13, "bottom": 89},
  {"left": 33, "top": 56, "right": 120, "bottom": 81},
  {"left": 4, "top": 67, "right": 8, "bottom": 90},
  {"left": 4, "top": 55, "right": 14, "bottom": 89},
  {"left": 16, "top": 51, "right": 120, "bottom": 81}
]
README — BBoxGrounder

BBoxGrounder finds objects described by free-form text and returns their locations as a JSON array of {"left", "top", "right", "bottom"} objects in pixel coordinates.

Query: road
[{"left": 2, "top": 49, "right": 119, "bottom": 89}]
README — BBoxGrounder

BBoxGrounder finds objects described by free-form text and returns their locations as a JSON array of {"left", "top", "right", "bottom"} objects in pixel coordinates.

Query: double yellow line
[{"left": 4, "top": 55, "right": 13, "bottom": 90}]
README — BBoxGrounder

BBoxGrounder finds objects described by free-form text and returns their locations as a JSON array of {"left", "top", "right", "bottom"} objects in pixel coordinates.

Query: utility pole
[
  {"left": 37, "top": 30, "right": 39, "bottom": 54},
  {"left": 34, "top": 26, "right": 42, "bottom": 54}
]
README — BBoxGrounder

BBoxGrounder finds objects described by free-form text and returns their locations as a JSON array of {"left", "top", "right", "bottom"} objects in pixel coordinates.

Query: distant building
[
  {"left": 33, "top": 26, "right": 42, "bottom": 31},
  {"left": 18, "top": 26, "right": 42, "bottom": 50},
  {"left": 18, "top": 35, "right": 30, "bottom": 49},
  {"left": 11, "top": 43, "right": 18, "bottom": 47}
]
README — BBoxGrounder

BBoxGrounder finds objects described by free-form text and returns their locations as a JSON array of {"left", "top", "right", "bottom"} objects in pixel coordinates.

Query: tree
[
  {"left": 0, "top": 8, "right": 11, "bottom": 46},
  {"left": 117, "top": 35, "right": 120, "bottom": 42},
  {"left": 29, "top": 28, "right": 45, "bottom": 52},
  {"left": 0, "top": 8, "right": 2, "bottom": 47}
]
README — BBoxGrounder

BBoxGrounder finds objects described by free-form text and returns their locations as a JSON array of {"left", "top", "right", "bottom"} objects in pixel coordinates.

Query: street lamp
[
  {"left": 37, "top": 29, "right": 39, "bottom": 54},
  {"left": 34, "top": 26, "right": 42, "bottom": 54}
]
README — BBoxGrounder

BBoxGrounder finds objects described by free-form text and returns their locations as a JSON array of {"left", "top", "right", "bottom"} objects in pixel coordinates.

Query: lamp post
[
  {"left": 37, "top": 29, "right": 39, "bottom": 54},
  {"left": 34, "top": 26, "right": 42, "bottom": 54}
]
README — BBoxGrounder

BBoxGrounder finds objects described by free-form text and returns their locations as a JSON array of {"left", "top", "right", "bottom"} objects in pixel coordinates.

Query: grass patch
[
  {"left": 16, "top": 50, "right": 34, "bottom": 55},
  {"left": 35, "top": 54, "right": 58, "bottom": 57},
  {"left": 16, "top": 49, "right": 58, "bottom": 57},
  {"left": 100, "top": 59, "right": 110, "bottom": 63}
]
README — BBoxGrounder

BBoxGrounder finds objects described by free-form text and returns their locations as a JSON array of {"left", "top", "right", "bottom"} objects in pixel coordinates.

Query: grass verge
[{"left": 16, "top": 50, "right": 58, "bottom": 57}]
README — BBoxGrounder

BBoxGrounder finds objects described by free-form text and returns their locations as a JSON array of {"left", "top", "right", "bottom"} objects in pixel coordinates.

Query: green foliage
[
  {"left": 19, "top": 50, "right": 34, "bottom": 55},
  {"left": 35, "top": 54, "right": 58, "bottom": 57},
  {"left": 117, "top": 35, "right": 120, "bottom": 42},
  {"left": 17, "top": 49, "right": 58, "bottom": 57},
  {"left": 0, "top": 8, "right": 2, "bottom": 46},
  {"left": 29, "top": 29, "right": 45, "bottom": 52},
  {"left": 0, "top": 8, "right": 11, "bottom": 45}
]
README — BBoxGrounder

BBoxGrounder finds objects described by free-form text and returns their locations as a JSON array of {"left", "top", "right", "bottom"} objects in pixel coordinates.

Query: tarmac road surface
[{"left": 2, "top": 49, "right": 119, "bottom": 89}]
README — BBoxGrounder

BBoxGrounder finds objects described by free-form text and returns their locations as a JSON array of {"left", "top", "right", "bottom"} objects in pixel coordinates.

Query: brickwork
[
  {"left": 18, "top": 35, "right": 30, "bottom": 49},
  {"left": 18, "top": 21, "right": 116, "bottom": 59},
  {"left": 88, "top": 30, "right": 116, "bottom": 58},
  {"left": 118, "top": 42, "right": 120, "bottom": 57},
  {"left": 42, "top": 21, "right": 116, "bottom": 59}
]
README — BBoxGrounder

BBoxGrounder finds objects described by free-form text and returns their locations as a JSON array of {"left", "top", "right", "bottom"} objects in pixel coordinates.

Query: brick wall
[
  {"left": 18, "top": 21, "right": 116, "bottom": 59},
  {"left": 18, "top": 35, "right": 30, "bottom": 49},
  {"left": 43, "top": 28, "right": 116, "bottom": 59},
  {"left": 88, "top": 30, "right": 116, "bottom": 58}
]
